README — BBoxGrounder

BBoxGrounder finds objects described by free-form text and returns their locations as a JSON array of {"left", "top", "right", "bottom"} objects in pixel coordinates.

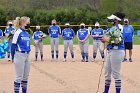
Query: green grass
[
  {"left": 133, "top": 35, "right": 140, "bottom": 45},
  {"left": 1, "top": 35, "right": 140, "bottom": 45}
]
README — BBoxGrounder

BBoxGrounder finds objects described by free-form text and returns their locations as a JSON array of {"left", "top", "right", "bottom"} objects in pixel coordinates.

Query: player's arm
[
  {"left": 98, "top": 29, "right": 104, "bottom": 38},
  {"left": 11, "top": 30, "right": 21, "bottom": 61},
  {"left": 76, "top": 31, "right": 82, "bottom": 42},
  {"left": 61, "top": 30, "right": 64, "bottom": 39},
  {"left": 83, "top": 30, "right": 90, "bottom": 42},
  {"left": 91, "top": 30, "right": 98, "bottom": 38},
  {"left": 72, "top": 29, "right": 75, "bottom": 39},
  {"left": 48, "top": 27, "right": 51, "bottom": 37},
  {"left": 4, "top": 29, "right": 9, "bottom": 37},
  {"left": 58, "top": 26, "right": 61, "bottom": 37},
  {"left": 131, "top": 26, "right": 134, "bottom": 37}
]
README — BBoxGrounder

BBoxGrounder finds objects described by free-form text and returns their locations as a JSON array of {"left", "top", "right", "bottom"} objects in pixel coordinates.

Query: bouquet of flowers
[{"left": 104, "top": 28, "right": 123, "bottom": 46}]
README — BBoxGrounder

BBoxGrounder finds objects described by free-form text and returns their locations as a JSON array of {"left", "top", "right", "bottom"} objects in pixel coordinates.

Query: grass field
[
  {"left": 1, "top": 35, "right": 140, "bottom": 45},
  {"left": 31, "top": 35, "right": 140, "bottom": 45}
]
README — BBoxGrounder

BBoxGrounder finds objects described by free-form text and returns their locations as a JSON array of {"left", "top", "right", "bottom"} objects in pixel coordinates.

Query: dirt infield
[{"left": 0, "top": 45, "right": 140, "bottom": 93}]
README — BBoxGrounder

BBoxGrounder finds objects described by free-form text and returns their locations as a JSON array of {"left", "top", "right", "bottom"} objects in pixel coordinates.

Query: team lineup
[{"left": 0, "top": 12, "right": 134, "bottom": 93}]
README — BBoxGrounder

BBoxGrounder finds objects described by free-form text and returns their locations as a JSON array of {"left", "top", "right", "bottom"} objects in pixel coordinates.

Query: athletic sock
[
  {"left": 56, "top": 51, "right": 59, "bottom": 59},
  {"left": 8, "top": 52, "right": 10, "bottom": 59},
  {"left": 115, "top": 80, "right": 121, "bottom": 93},
  {"left": 101, "top": 51, "right": 105, "bottom": 59},
  {"left": 81, "top": 52, "right": 85, "bottom": 60},
  {"left": 40, "top": 52, "right": 43, "bottom": 60},
  {"left": 51, "top": 51, "right": 54, "bottom": 59},
  {"left": 21, "top": 81, "right": 28, "bottom": 93},
  {"left": 35, "top": 52, "right": 38, "bottom": 61},
  {"left": 85, "top": 53, "right": 88, "bottom": 61},
  {"left": 93, "top": 52, "right": 97, "bottom": 59},
  {"left": 103, "top": 80, "right": 111, "bottom": 93},
  {"left": 71, "top": 52, "right": 74, "bottom": 59},
  {"left": 14, "top": 81, "right": 20, "bottom": 93},
  {"left": 64, "top": 52, "right": 67, "bottom": 59}
]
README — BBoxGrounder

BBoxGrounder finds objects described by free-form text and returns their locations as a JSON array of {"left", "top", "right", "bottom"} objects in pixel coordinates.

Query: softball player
[
  {"left": 91, "top": 22, "right": 105, "bottom": 62},
  {"left": 48, "top": 19, "right": 61, "bottom": 62},
  {"left": 5, "top": 21, "right": 15, "bottom": 61},
  {"left": 123, "top": 18, "right": 134, "bottom": 62},
  {"left": 62, "top": 23, "right": 75, "bottom": 62},
  {"left": 101, "top": 12, "right": 125, "bottom": 93},
  {"left": 77, "top": 23, "right": 90, "bottom": 62},
  {"left": 32, "top": 26, "right": 44, "bottom": 61},
  {"left": 11, "top": 16, "right": 31, "bottom": 93}
]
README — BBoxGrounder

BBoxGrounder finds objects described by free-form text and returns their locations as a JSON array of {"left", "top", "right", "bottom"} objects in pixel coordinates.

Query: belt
[{"left": 17, "top": 51, "right": 30, "bottom": 54}]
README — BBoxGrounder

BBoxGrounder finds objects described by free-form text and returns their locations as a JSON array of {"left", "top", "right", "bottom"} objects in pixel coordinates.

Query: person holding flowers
[{"left": 101, "top": 12, "right": 125, "bottom": 93}]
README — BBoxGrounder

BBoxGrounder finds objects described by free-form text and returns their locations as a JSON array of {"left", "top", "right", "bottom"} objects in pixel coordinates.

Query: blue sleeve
[
  {"left": 11, "top": 44, "right": 16, "bottom": 60},
  {"left": 33, "top": 32, "right": 38, "bottom": 40},
  {"left": 91, "top": 30, "right": 94, "bottom": 35},
  {"left": 131, "top": 26, "right": 134, "bottom": 36}
]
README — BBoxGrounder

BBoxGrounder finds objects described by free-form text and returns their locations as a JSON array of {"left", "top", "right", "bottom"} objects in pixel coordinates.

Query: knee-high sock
[
  {"left": 115, "top": 80, "right": 121, "bottom": 93},
  {"left": 93, "top": 52, "right": 97, "bottom": 59},
  {"left": 51, "top": 51, "right": 54, "bottom": 59},
  {"left": 85, "top": 53, "right": 88, "bottom": 61},
  {"left": 103, "top": 80, "right": 111, "bottom": 93},
  {"left": 81, "top": 52, "right": 85, "bottom": 60},
  {"left": 101, "top": 51, "right": 105, "bottom": 59},
  {"left": 35, "top": 52, "right": 38, "bottom": 60},
  {"left": 40, "top": 52, "right": 43, "bottom": 60},
  {"left": 8, "top": 52, "right": 10, "bottom": 59},
  {"left": 71, "top": 52, "right": 74, "bottom": 59},
  {"left": 21, "top": 81, "right": 28, "bottom": 93},
  {"left": 64, "top": 52, "right": 67, "bottom": 59},
  {"left": 56, "top": 51, "right": 59, "bottom": 59},
  {"left": 14, "top": 81, "right": 20, "bottom": 93}
]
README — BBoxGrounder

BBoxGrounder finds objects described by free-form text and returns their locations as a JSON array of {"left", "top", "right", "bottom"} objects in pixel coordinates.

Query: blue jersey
[
  {"left": 48, "top": 25, "right": 61, "bottom": 38},
  {"left": 12, "top": 28, "right": 30, "bottom": 52},
  {"left": 33, "top": 31, "right": 43, "bottom": 40},
  {"left": 4, "top": 26, "right": 15, "bottom": 35},
  {"left": 123, "top": 25, "right": 134, "bottom": 42},
  {"left": 107, "top": 24, "right": 125, "bottom": 50},
  {"left": 0, "top": 29, "right": 3, "bottom": 36},
  {"left": 91, "top": 28, "right": 104, "bottom": 40},
  {"left": 62, "top": 28, "right": 75, "bottom": 40},
  {"left": 77, "top": 28, "right": 90, "bottom": 40}
]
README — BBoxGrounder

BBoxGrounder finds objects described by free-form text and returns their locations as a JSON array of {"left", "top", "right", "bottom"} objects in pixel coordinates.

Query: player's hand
[
  {"left": 100, "top": 37, "right": 110, "bottom": 43},
  {"left": 96, "top": 34, "right": 99, "bottom": 37},
  {"left": 34, "top": 40, "right": 39, "bottom": 44}
]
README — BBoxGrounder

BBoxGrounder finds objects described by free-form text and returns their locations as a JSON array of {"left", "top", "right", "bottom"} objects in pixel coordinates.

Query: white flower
[
  {"left": 119, "top": 37, "right": 122, "bottom": 42},
  {"left": 111, "top": 41, "right": 115, "bottom": 43}
]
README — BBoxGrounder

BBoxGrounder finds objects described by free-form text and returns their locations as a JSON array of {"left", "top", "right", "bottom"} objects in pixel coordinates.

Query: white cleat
[
  {"left": 56, "top": 59, "right": 58, "bottom": 62},
  {"left": 8, "top": 58, "right": 11, "bottom": 62},
  {"left": 63, "top": 59, "right": 66, "bottom": 62},
  {"left": 102, "top": 58, "right": 105, "bottom": 62},
  {"left": 72, "top": 58, "right": 75, "bottom": 62},
  {"left": 91, "top": 59, "right": 95, "bottom": 62}
]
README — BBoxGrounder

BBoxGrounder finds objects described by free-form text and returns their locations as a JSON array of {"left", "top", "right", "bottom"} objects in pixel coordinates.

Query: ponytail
[{"left": 13, "top": 17, "right": 20, "bottom": 30}]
